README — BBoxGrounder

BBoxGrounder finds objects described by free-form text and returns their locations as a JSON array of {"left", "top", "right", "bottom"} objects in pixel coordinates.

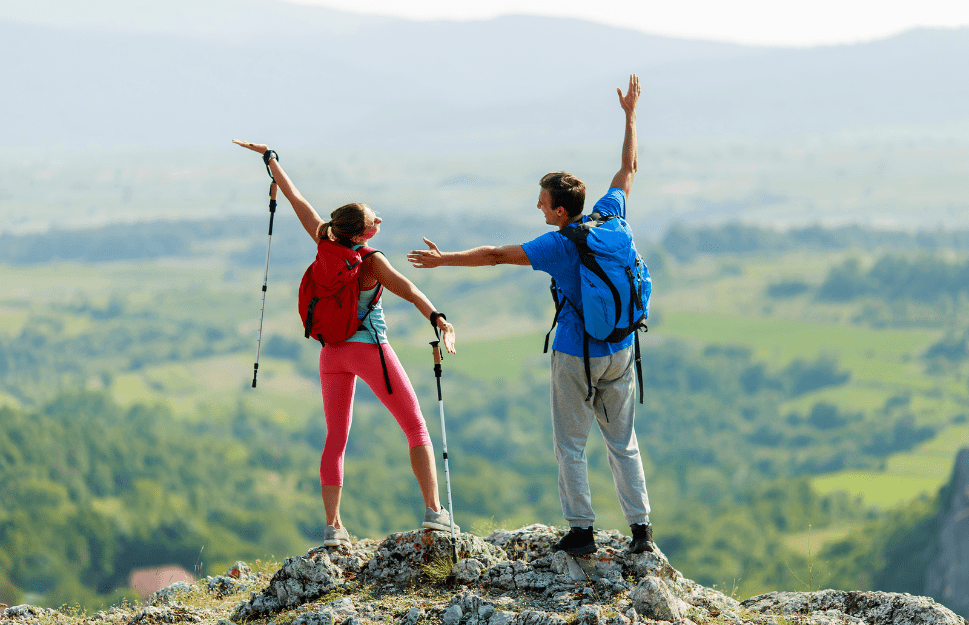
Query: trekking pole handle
[
  {"left": 267, "top": 182, "right": 278, "bottom": 235},
  {"left": 430, "top": 340, "right": 443, "bottom": 401}
]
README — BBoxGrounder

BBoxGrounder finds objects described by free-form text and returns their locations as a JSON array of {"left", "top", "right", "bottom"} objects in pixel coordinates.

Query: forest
[{"left": 2, "top": 216, "right": 967, "bottom": 612}]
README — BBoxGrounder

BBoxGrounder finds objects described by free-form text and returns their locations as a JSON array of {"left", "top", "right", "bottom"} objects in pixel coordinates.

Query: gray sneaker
[
  {"left": 323, "top": 525, "right": 351, "bottom": 547},
  {"left": 422, "top": 507, "right": 460, "bottom": 533}
]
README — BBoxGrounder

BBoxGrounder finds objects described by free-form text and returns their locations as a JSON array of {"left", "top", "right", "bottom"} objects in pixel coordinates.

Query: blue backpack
[{"left": 544, "top": 213, "right": 651, "bottom": 403}]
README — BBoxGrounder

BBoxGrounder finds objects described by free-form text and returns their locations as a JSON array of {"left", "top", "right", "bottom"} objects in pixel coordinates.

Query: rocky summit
[{"left": 1, "top": 524, "right": 965, "bottom": 625}]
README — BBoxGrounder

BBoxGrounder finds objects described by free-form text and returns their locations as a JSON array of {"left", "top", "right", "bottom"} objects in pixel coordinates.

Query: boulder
[
  {"left": 364, "top": 529, "right": 505, "bottom": 583},
  {"left": 630, "top": 575, "right": 692, "bottom": 621},
  {"left": 742, "top": 589, "right": 969, "bottom": 625},
  {"left": 231, "top": 546, "right": 345, "bottom": 621}
]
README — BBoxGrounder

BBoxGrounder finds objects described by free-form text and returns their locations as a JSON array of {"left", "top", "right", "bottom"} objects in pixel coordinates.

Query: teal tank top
[{"left": 345, "top": 283, "right": 388, "bottom": 344}]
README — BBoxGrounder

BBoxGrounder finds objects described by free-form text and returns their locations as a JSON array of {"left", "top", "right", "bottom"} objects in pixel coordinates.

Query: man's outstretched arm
[
  {"left": 609, "top": 74, "right": 641, "bottom": 198},
  {"left": 407, "top": 238, "right": 530, "bottom": 268}
]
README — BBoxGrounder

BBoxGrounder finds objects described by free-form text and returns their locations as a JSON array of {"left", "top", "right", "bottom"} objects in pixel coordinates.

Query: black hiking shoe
[
  {"left": 628, "top": 522, "right": 654, "bottom": 554},
  {"left": 552, "top": 526, "right": 596, "bottom": 556}
]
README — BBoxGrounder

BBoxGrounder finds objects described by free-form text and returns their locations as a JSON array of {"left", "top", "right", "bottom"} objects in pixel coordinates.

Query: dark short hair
[
  {"left": 540, "top": 172, "right": 586, "bottom": 217},
  {"left": 319, "top": 203, "right": 369, "bottom": 246}
]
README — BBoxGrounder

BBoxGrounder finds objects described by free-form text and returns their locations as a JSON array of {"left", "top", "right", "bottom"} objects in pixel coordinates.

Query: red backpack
[{"left": 298, "top": 239, "right": 382, "bottom": 345}]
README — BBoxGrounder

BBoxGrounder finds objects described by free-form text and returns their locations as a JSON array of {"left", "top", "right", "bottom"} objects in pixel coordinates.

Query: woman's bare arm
[
  {"left": 233, "top": 140, "right": 325, "bottom": 243},
  {"left": 370, "top": 254, "right": 456, "bottom": 353}
]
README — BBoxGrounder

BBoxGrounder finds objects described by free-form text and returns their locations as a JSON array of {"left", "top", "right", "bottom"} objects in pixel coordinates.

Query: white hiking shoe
[
  {"left": 323, "top": 525, "right": 351, "bottom": 547},
  {"left": 422, "top": 507, "right": 460, "bottom": 533}
]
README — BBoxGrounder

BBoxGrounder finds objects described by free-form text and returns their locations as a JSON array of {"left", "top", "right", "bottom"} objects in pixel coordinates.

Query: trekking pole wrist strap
[
  {"left": 429, "top": 311, "right": 446, "bottom": 339},
  {"left": 262, "top": 149, "right": 279, "bottom": 181}
]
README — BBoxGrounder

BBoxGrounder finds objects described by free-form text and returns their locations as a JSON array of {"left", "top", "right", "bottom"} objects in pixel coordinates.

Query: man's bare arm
[
  {"left": 609, "top": 74, "right": 641, "bottom": 198},
  {"left": 407, "top": 238, "right": 530, "bottom": 268}
]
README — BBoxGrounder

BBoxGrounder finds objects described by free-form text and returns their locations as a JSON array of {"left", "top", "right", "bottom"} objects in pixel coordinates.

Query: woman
[{"left": 234, "top": 140, "right": 458, "bottom": 547}]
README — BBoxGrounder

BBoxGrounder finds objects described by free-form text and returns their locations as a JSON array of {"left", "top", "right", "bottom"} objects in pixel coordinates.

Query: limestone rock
[
  {"left": 487, "top": 524, "right": 563, "bottom": 561},
  {"left": 224, "top": 562, "right": 250, "bottom": 579},
  {"left": 364, "top": 528, "right": 505, "bottom": 583},
  {"left": 742, "top": 589, "right": 969, "bottom": 625},
  {"left": 4, "top": 524, "right": 965, "bottom": 625},
  {"left": 231, "top": 546, "right": 345, "bottom": 621},
  {"left": 147, "top": 581, "right": 194, "bottom": 606},
  {"left": 513, "top": 610, "right": 569, "bottom": 624},
  {"left": 620, "top": 548, "right": 680, "bottom": 583},
  {"left": 575, "top": 604, "right": 604, "bottom": 624},
  {"left": 290, "top": 611, "right": 336, "bottom": 625},
  {"left": 449, "top": 588, "right": 486, "bottom": 617},
  {"left": 1, "top": 605, "right": 57, "bottom": 621},
  {"left": 128, "top": 604, "right": 204, "bottom": 623},
  {"left": 490, "top": 611, "right": 518, "bottom": 625},
  {"left": 630, "top": 575, "right": 692, "bottom": 621},
  {"left": 454, "top": 557, "right": 487, "bottom": 584},
  {"left": 442, "top": 603, "right": 463, "bottom": 624},
  {"left": 678, "top": 574, "right": 743, "bottom": 615}
]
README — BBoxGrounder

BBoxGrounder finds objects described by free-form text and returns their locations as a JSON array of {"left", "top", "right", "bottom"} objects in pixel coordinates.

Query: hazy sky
[{"left": 290, "top": 0, "right": 969, "bottom": 46}]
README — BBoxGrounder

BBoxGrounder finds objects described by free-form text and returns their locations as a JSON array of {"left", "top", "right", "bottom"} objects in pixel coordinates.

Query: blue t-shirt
[{"left": 522, "top": 187, "right": 635, "bottom": 358}]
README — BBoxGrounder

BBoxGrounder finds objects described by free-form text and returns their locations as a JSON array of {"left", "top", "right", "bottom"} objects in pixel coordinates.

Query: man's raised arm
[
  {"left": 407, "top": 238, "right": 530, "bottom": 268},
  {"left": 609, "top": 74, "right": 641, "bottom": 198}
]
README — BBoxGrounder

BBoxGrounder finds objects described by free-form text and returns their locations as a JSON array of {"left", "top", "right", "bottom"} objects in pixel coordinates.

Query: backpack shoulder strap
[
  {"left": 544, "top": 278, "right": 570, "bottom": 353},
  {"left": 555, "top": 222, "right": 591, "bottom": 245},
  {"left": 355, "top": 246, "right": 391, "bottom": 394},
  {"left": 356, "top": 246, "right": 384, "bottom": 293}
]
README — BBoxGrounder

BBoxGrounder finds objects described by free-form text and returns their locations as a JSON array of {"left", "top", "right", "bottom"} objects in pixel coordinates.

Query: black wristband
[
  {"left": 262, "top": 149, "right": 278, "bottom": 181},
  {"left": 429, "top": 311, "right": 446, "bottom": 330}
]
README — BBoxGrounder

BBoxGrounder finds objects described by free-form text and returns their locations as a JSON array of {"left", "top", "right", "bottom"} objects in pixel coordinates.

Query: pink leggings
[{"left": 318, "top": 341, "right": 431, "bottom": 486}]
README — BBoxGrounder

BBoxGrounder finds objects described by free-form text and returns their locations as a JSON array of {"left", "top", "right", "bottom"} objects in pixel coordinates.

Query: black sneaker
[
  {"left": 629, "top": 522, "right": 654, "bottom": 554},
  {"left": 552, "top": 526, "right": 596, "bottom": 556}
]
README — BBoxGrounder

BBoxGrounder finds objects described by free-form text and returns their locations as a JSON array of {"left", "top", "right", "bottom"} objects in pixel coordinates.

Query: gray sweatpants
[{"left": 550, "top": 346, "right": 651, "bottom": 528}]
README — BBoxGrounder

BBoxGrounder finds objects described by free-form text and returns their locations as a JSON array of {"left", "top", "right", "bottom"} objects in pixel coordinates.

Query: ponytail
[{"left": 326, "top": 203, "right": 369, "bottom": 247}]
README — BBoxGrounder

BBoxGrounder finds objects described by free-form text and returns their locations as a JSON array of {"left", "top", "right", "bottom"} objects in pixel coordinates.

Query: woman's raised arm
[{"left": 233, "top": 140, "right": 325, "bottom": 243}]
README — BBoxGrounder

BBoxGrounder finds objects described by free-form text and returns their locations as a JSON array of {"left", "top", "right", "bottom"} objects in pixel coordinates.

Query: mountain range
[{"left": 2, "top": 0, "right": 967, "bottom": 151}]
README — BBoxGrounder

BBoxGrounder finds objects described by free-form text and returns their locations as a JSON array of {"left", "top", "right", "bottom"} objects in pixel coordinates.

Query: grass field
[
  {"left": 657, "top": 311, "right": 939, "bottom": 369},
  {"left": 109, "top": 354, "right": 324, "bottom": 423},
  {"left": 394, "top": 330, "right": 550, "bottom": 382},
  {"left": 784, "top": 523, "right": 862, "bottom": 558},
  {"left": 658, "top": 308, "right": 966, "bottom": 512},
  {"left": 811, "top": 472, "right": 943, "bottom": 509}
]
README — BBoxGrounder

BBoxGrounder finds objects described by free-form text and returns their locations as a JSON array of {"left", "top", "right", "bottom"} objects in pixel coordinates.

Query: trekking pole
[
  {"left": 430, "top": 335, "right": 458, "bottom": 564},
  {"left": 252, "top": 170, "right": 278, "bottom": 388}
]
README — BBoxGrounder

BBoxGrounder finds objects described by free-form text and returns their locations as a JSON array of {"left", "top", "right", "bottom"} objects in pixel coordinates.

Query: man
[{"left": 407, "top": 74, "right": 652, "bottom": 556}]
